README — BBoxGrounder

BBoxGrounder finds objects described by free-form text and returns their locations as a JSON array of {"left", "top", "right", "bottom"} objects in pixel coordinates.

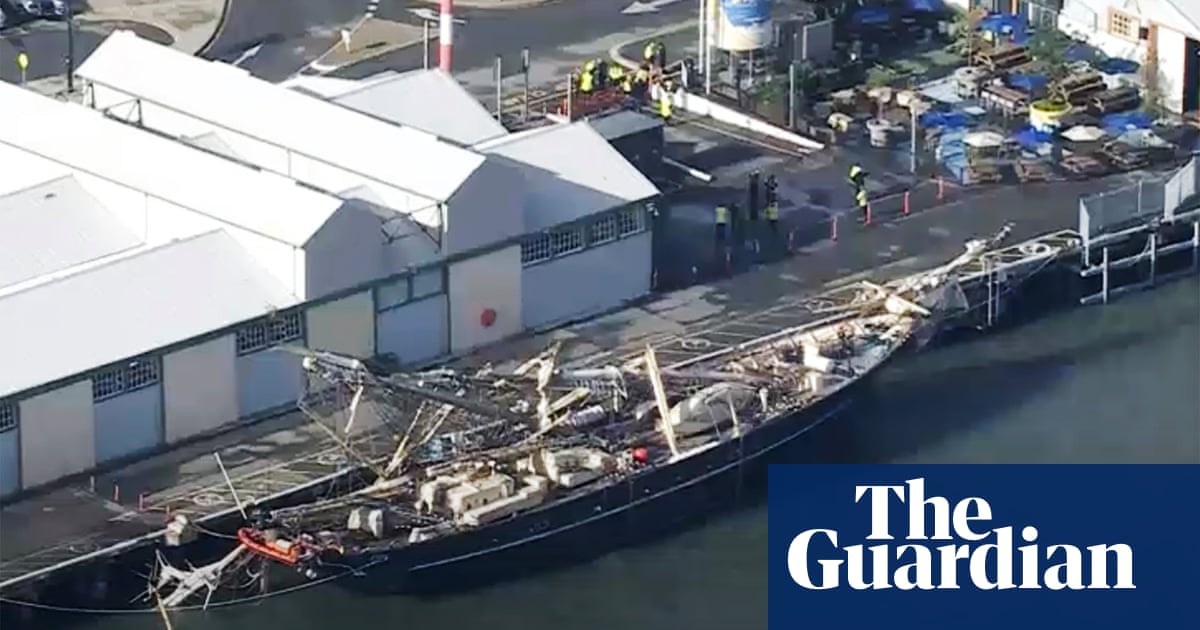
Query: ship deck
[{"left": 0, "top": 125, "right": 1122, "bottom": 595}]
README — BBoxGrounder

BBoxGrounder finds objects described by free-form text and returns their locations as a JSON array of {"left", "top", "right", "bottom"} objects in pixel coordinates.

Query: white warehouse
[
  {"left": 0, "top": 33, "right": 659, "bottom": 499},
  {"left": 0, "top": 80, "right": 400, "bottom": 497}
]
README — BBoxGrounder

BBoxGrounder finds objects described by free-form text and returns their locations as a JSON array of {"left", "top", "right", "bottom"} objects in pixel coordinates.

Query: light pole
[{"left": 66, "top": 0, "right": 76, "bottom": 93}]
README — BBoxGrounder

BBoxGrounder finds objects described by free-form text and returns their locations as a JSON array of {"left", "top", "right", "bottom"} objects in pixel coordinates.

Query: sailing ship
[{"left": 148, "top": 226, "right": 1010, "bottom": 605}]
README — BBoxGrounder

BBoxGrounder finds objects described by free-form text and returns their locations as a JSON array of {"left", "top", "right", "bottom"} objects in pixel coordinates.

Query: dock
[{"left": 3, "top": 146, "right": 1196, "bottom": 615}]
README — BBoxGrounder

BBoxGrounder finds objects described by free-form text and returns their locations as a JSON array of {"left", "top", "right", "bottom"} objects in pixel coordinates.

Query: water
[{"left": 94, "top": 280, "right": 1199, "bottom": 630}]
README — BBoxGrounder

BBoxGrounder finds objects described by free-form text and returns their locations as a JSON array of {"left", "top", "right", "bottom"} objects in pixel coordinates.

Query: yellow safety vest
[
  {"left": 635, "top": 69, "right": 650, "bottom": 83},
  {"left": 579, "top": 71, "right": 594, "bottom": 93},
  {"left": 621, "top": 78, "right": 633, "bottom": 93},
  {"left": 658, "top": 94, "right": 672, "bottom": 119},
  {"left": 584, "top": 60, "right": 596, "bottom": 73},
  {"left": 848, "top": 165, "right": 863, "bottom": 180},
  {"left": 765, "top": 204, "right": 779, "bottom": 221},
  {"left": 855, "top": 190, "right": 868, "bottom": 207},
  {"left": 609, "top": 66, "right": 625, "bottom": 81},
  {"left": 715, "top": 206, "right": 729, "bottom": 225},
  {"left": 643, "top": 43, "right": 657, "bottom": 61}
]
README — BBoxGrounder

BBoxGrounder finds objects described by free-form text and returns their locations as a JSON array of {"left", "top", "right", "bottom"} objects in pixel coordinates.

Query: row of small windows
[
  {"left": 521, "top": 206, "right": 649, "bottom": 266},
  {"left": 93, "top": 358, "right": 161, "bottom": 402},
  {"left": 0, "top": 402, "right": 15, "bottom": 433},
  {"left": 236, "top": 312, "right": 304, "bottom": 355},
  {"left": 375, "top": 268, "right": 446, "bottom": 312}
]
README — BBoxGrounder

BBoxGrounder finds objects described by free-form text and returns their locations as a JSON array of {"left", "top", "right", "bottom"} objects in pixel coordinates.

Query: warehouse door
[
  {"left": 1185, "top": 37, "right": 1200, "bottom": 115},
  {"left": 92, "top": 360, "right": 164, "bottom": 465}
]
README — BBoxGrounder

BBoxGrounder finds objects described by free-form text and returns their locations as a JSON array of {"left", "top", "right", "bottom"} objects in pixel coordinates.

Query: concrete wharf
[{"left": 2, "top": 147, "right": 1196, "bottom": 612}]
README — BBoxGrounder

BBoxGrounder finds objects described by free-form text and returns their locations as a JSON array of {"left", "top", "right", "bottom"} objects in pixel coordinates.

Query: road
[{"left": 0, "top": 0, "right": 699, "bottom": 86}]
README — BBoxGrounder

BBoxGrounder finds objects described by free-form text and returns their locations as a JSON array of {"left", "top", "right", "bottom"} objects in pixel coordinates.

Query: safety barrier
[{"left": 1078, "top": 157, "right": 1198, "bottom": 249}]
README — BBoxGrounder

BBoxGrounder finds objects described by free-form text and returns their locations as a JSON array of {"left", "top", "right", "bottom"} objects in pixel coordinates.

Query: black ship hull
[{"left": 302, "top": 375, "right": 864, "bottom": 597}]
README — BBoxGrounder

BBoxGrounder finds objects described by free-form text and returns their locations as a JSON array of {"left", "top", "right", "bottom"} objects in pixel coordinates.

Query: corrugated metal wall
[
  {"left": 306, "top": 290, "right": 375, "bottom": 358},
  {"left": 375, "top": 266, "right": 449, "bottom": 364},
  {"left": 19, "top": 380, "right": 95, "bottom": 488},
  {"left": 520, "top": 206, "right": 653, "bottom": 331},
  {"left": 448, "top": 247, "right": 523, "bottom": 352},
  {"left": 163, "top": 335, "right": 238, "bottom": 443},
  {"left": 235, "top": 312, "right": 307, "bottom": 420},
  {"left": 0, "top": 403, "right": 18, "bottom": 497}
]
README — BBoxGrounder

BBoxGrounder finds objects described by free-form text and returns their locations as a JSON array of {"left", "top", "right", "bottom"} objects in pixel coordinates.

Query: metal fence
[
  {"left": 1078, "top": 157, "right": 1200, "bottom": 245},
  {"left": 1164, "top": 158, "right": 1198, "bottom": 222}
]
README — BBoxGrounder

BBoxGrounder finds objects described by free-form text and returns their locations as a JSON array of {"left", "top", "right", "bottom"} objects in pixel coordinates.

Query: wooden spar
[
  {"left": 342, "top": 383, "right": 365, "bottom": 434},
  {"left": 380, "top": 402, "right": 429, "bottom": 481},
  {"left": 299, "top": 398, "right": 387, "bottom": 479},
  {"left": 642, "top": 345, "right": 680, "bottom": 458}
]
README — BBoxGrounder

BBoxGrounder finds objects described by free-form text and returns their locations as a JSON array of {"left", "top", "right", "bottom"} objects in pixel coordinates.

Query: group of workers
[
  {"left": 714, "top": 171, "right": 781, "bottom": 248},
  {"left": 573, "top": 40, "right": 674, "bottom": 120}
]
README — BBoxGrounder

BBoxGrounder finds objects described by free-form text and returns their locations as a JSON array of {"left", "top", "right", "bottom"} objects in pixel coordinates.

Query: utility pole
[
  {"left": 704, "top": 0, "right": 714, "bottom": 94},
  {"left": 788, "top": 61, "right": 796, "bottom": 129},
  {"left": 697, "top": 0, "right": 705, "bottom": 75},
  {"left": 909, "top": 104, "right": 918, "bottom": 173},
  {"left": 66, "top": 0, "right": 76, "bottom": 93},
  {"left": 494, "top": 56, "right": 503, "bottom": 122},
  {"left": 422, "top": 20, "right": 431, "bottom": 69},
  {"left": 521, "top": 48, "right": 531, "bottom": 123}
]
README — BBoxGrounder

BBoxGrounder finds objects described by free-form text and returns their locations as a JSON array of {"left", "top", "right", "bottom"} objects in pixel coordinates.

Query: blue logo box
[{"left": 768, "top": 465, "right": 1199, "bottom": 629}]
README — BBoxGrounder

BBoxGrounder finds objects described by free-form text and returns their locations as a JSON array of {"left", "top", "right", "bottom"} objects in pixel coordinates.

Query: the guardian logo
[{"left": 787, "top": 478, "right": 1135, "bottom": 591}]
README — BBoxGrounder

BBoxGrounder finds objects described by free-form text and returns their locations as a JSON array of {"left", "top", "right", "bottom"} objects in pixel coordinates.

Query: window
[
  {"left": 411, "top": 268, "right": 444, "bottom": 299},
  {"left": 1108, "top": 10, "right": 1136, "bottom": 39},
  {"left": 551, "top": 227, "right": 584, "bottom": 256},
  {"left": 617, "top": 206, "right": 646, "bottom": 236},
  {"left": 92, "top": 358, "right": 161, "bottom": 402},
  {"left": 521, "top": 233, "right": 553, "bottom": 265},
  {"left": 93, "top": 366, "right": 125, "bottom": 401},
  {"left": 236, "top": 312, "right": 304, "bottom": 355},
  {"left": 375, "top": 277, "right": 410, "bottom": 311},
  {"left": 0, "top": 402, "right": 16, "bottom": 433},
  {"left": 589, "top": 213, "right": 619, "bottom": 245}
]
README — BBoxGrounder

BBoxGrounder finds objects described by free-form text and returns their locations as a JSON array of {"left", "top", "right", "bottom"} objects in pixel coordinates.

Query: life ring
[{"left": 480, "top": 308, "right": 497, "bottom": 328}]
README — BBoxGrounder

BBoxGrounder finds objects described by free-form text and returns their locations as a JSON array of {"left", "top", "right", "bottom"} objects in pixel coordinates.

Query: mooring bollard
[{"left": 903, "top": 190, "right": 911, "bottom": 215}]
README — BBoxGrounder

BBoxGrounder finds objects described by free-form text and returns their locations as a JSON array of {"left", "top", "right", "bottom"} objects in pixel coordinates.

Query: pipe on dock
[
  {"left": 439, "top": 0, "right": 453, "bottom": 72},
  {"left": 663, "top": 157, "right": 714, "bottom": 182}
]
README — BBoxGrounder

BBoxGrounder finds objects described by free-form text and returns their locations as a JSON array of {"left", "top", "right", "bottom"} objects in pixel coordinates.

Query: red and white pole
[{"left": 439, "top": 0, "right": 454, "bottom": 72}]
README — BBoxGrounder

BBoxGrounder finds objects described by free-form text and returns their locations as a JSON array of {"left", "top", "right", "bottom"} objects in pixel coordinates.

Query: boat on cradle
[{"left": 147, "top": 226, "right": 1012, "bottom": 605}]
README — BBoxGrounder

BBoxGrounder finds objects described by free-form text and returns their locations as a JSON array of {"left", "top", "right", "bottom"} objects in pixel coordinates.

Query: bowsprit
[{"left": 786, "top": 478, "right": 1136, "bottom": 591}]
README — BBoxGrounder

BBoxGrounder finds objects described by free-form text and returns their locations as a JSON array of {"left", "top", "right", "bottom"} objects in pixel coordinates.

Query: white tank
[{"left": 715, "top": 0, "right": 772, "bottom": 52}]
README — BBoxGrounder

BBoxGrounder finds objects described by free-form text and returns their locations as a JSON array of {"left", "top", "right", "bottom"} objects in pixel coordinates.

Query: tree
[
  {"left": 1140, "top": 50, "right": 1166, "bottom": 117},
  {"left": 951, "top": 8, "right": 987, "bottom": 64},
  {"left": 1026, "top": 28, "right": 1071, "bottom": 83}
]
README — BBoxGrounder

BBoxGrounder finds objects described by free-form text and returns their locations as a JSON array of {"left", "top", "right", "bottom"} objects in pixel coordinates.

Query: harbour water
[{"left": 91, "top": 279, "right": 1199, "bottom": 630}]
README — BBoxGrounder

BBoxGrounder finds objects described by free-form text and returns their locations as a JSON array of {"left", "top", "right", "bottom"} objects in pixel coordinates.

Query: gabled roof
[
  {"left": 77, "top": 31, "right": 487, "bottom": 203},
  {"left": 0, "top": 80, "right": 343, "bottom": 247},
  {"left": 332, "top": 69, "right": 509, "bottom": 146},
  {"left": 473, "top": 122, "right": 660, "bottom": 231},
  {"left": 0, "top": 230, "right": 300, "bottom": 398},
  {"left": 0, "top": 176, "right": 142, "bottom": 291}
]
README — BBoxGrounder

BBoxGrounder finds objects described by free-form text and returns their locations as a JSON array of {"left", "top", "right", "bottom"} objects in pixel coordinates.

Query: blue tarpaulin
[
  {"left": 1103, "top": 111, "right": 1153, "bottom": 133},
  {"left": 1098, "top": 58, "right": 1140, "bottom": 74},
  {"left": 903, "top": 0, "right": 943, "bottom": 12},
  {"left": 1063, "top": 43, "right": 1101, "bottom": 63},
  {"left": 1007, "top": 72, "right": 1048, "bottom": 93},
  {"left": 1012, "top": 125, "right": 1053, "bottom": 151},
  {"left": 919, "top": 111, "right": 971, "bottom": 129},
  {"left": 851, "top": 7, "right": 892, "bottom": 26},
  {"left": 979, "top": 13, "right": 1022, "bottom": 34}
]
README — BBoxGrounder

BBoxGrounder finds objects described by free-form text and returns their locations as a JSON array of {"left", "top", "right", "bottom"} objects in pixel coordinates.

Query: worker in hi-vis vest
[
  {"left": 715, "top": 204, "right": 729, "bottom": 242},
  {"left": 658, "top": 83, "right": 673, "bottom": 120},
  {"left": 855, "top": 188, "right": 869, "bottom": 221},
  {"left": 848, "top": 164, "right": 866, "bottom": 190}
]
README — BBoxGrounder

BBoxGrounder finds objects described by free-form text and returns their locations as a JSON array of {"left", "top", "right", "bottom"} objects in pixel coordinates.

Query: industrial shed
[
  {"left": 0, "top": 82, "right": 407, "bottom": 497},
  {"left": 76, "top": 30, "right": 529, "bottom": 353},
  {"left": 322, "top": 69, "right": 509, "bottom": 146},
  {"left": 474, "top": 122, "right": 660, "bottom": 331}
]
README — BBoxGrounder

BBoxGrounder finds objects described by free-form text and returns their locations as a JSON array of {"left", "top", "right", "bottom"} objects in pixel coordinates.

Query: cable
[{"left": 0, "top": 558, "right": 385, "bottom": 615}]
